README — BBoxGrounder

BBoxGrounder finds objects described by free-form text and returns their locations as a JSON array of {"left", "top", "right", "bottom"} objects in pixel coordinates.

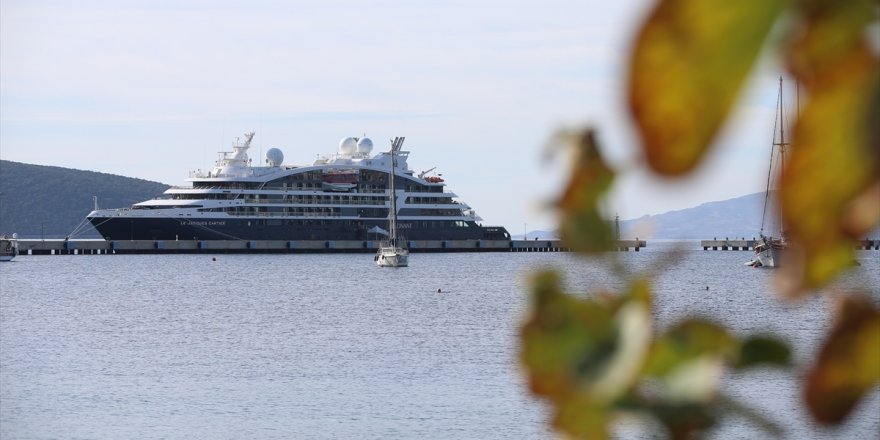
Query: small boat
[
  {"left": 748, "top": 77, "right": 790, "bottom": 268},
  {"left": 376, "top": 137, "right": 409, "bottom": 268},
  {"left": 0, "top": 233, "right": 19, "bottom": 262},
  {"left": 750, "top": 235, "right": 785, "bottom": 268}
]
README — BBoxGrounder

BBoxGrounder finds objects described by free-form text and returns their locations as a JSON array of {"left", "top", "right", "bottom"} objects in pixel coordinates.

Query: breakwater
[
  {"left": 700, "top": 238, "right": 879, "bottom": 251},
  {"left": 17, "top": 239, "right": 647, "bottom": 255}
]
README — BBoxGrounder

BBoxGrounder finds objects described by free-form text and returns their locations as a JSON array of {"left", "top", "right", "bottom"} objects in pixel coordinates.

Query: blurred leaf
[
  {"left": 734, "top": 335, "right": 792, "bottom": 369},
  {"left": 646, "top": 401, "right": 716, "bottom": 440},
  {"left": 589, "top": 280, "right": 653, "bottom": 401},
  {"left": 552, "top": 396, "right": 611, "bottom": 440},
  {"left": 646, "top": 319, "right": 737, "bottom": 402},
  {"left": 646, "top": 319, "right": 737, "bottom": 377},
  {"left": 805, "top": 294, "right": 880, "bottom": 425},
  {"left": 780, "top": 0, "right": 880, "bottom": 295},
  {"left": 557, "top": 129, "right": 616, "bottom": 253},
  {"left": 628, "top": 0, "right": 788, "bottom": 175},
  {"left": 521, "top": 270, "right": 619, "bottom": 401},
  {"left": 521, "top": 273, "right": 657, "bottom": 438}
]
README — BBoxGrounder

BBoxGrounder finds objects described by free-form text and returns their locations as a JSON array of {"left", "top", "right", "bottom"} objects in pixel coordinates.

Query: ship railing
[
  {"left": 225, "top": 211, "right": 342, "bottom": 218},
  {"left": 241, "top": 199, "right": 384, "bottom": 206},
  {"left": 169, "top": 186, "right": 458, "bottom": 196}
]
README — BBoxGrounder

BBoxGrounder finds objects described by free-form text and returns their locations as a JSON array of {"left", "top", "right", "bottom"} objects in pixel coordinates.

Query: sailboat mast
[
  {"left": 779, "top": 78, "right": 786, "bottom": 239},
  {"left": 388, "top": 137, "right": 405, "bottom": 247},
  {"left": 777, "top": 77, "right": 785, "bottom": 150},
  {"left": 776, "top": 77, "right": 789, "bottom": 239},
  {"left": 761, "top": 77, "right": 788, "bottom": 236},
  {"left": 389, "top": 146, "right": 397, "bottom": 247}
]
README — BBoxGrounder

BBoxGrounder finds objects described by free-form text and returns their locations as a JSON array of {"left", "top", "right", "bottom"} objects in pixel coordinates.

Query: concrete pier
[
  {"left": 17, "top": 238, "right": 647, "bottom": 255},
  {"left": 700, "top": 238, "right": 879, "bottom": 251},
  {"left": 700, "top": 239, "right": 758, "bottom": 251}
]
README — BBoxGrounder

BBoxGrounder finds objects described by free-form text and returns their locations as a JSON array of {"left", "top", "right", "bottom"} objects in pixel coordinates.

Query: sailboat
[
  {"left": 749, "top": 77, "right": 790, "bottom": 268},
  {"left": 375, "top": 137, "right": 410, "bottom": 267}
]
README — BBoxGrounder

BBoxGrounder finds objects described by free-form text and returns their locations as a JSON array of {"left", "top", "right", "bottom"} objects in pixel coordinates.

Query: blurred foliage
[
  {"left": 805, "top": 295, "right": 880, "bottom": 425},
  {"left": 521, "top": 271, "right": 790, "bottom": 439},
  {"left": 521, "top": 0, "right": 879, "bottom": 438},
  {"left": 557, "top": 130, "right": 617, "bottom": 254}
]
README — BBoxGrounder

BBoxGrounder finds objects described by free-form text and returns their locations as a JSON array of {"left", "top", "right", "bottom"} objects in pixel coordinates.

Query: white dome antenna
[
  {"left": 266, "top": 148, "right": 284, "bottom": 167},
  {"left": 357, "top": 137, "right": 373, "bottom": 155},
  {"left": 339, "top": 137, "right": 357, "bottom": 156}
]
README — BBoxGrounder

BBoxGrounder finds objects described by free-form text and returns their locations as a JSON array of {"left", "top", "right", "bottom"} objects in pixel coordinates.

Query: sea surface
[{"left": 1, "top": 243, "right": 878, "bottom": 439}]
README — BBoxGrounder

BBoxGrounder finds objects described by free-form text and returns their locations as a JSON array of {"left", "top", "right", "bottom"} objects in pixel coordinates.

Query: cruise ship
[{"left": 87, "top": 133, "right": 510, "bottom": 242}]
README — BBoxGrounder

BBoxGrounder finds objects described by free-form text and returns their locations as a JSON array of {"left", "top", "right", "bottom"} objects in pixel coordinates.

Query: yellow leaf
[
  {"left": 805, "top": 294, "right": 880, "bottom": 425},
  {"left": 552, "top": 396, "right": 611, "bottom": 440},
  {"left": 780, "top": 0, "right": 880, "bottom": 294},
  {"left": 628, "top": 0, "right": 788, "bottom": 174}
]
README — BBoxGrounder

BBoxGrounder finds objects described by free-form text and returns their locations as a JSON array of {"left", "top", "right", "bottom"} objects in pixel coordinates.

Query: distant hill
[
  {"left": 518, "top": 192, "right": 772, "bottom": 240},
  {"left": 0, "top": 161, "right": 170, "bottom": 238},
  {"left": 621, "top": 192, "right": 767, "bottom": 239}
]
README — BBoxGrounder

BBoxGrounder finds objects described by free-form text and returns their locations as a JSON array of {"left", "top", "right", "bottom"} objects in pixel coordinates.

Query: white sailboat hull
[
  {"left": 749, "top": 237, "right": 785, "bottom": 268},
  {"left": 755, "top": 248, "right": 777, "bottom": 268},
  {"left": 375, "top": 247, "right": 409, "bottom": 267}
]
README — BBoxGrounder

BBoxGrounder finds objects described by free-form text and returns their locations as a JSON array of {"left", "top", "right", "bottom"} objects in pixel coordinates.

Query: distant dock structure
[
  {"left": 701, "top": 238, "right": 878, "bottom": 251},
  {"left": 16, "top": 238, "right": 647, "bottom": 255}
]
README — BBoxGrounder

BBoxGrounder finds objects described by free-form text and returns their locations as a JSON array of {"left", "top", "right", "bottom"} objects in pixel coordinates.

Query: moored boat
[
  {"left": 87, "top": 133, "right": 510, "bottom": 242},
  {"left": 0, "top": 234, "right": 19, "bottom": 262},
  {"left": 748, "top": 77, "right": 790, "bottom": 268},
  {"left": 376, "top": 137, "right": 409, "bottom": 267}
]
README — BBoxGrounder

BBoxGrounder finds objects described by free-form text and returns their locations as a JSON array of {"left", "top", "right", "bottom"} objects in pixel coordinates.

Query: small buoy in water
[
  {"left": 212, "top": 257, "right": 216, "bottom": 261},
  {"left": 437, "top": 288, "right": 442, "bottom": 293},
  {"left": 705, "top": 286, "right": 709, "bottom": 291}
]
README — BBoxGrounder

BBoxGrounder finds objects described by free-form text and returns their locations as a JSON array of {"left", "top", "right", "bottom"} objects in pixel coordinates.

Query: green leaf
[
  {"left": 805, "top": 294, "right": 880, "bottom": 425},
  {"left": 521, "top": 274, "right": 657, "bottom": 439},
  {"left": 646, "top": 319, "right": 737, "bottom": 377},
  {"left": 552, "top": 396, "right": 612, "bottom": 440},
  {"left": 628, "top": 0, "right": 788, "bottom": 175},
  {"left": 557, "top": 129, "right": 616, "bottom": 253},
  {"left": 734, "top": 335, "right": 792, "bottom": 369},
  {"left": 520, "top": 270, "right": 619, "bottom": 400},
  {"left": 646, "top": 319, "right": 737, "bottom": 402}
]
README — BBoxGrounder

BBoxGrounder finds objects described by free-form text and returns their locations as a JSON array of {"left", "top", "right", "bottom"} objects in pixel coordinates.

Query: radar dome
[
  {"left": 339, "top": 137, "right": 358, "bottom": 155},
  {"left": 356, "top": 137, "right": 373, "bottom": 154},
  {"left": 265, "top": 148, "right": 284, "bottom": 167}
]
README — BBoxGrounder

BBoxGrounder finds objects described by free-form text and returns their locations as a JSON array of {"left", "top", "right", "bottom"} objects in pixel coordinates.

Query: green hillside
[{"left": 0, "top": 160, "right": 170, "bottom": 238}]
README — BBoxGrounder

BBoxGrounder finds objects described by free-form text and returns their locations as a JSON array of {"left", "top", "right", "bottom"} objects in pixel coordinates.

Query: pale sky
[{"left": 1, "top": 0, "right": 789, "bottom": 233}]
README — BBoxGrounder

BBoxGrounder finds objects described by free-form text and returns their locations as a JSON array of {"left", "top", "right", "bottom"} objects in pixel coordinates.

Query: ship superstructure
[{"left": 87, "top": 133, "right": 510, "bottom": 242}]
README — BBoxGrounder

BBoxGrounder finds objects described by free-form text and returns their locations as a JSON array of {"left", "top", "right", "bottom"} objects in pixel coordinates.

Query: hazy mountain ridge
[
  {"left": 519, "top": 192, "right": 772, "bottom": 240},
  {"left": 622, "top": 192, "right": 767, "bottom": 239},
  {"left": 0, "top": 160, "right": 170, "bottom": 238}
]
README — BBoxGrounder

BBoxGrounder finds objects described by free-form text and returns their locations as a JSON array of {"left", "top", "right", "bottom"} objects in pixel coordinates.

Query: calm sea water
[{"left": 1, "top": 243, "right": 878, "bottom": 439}]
